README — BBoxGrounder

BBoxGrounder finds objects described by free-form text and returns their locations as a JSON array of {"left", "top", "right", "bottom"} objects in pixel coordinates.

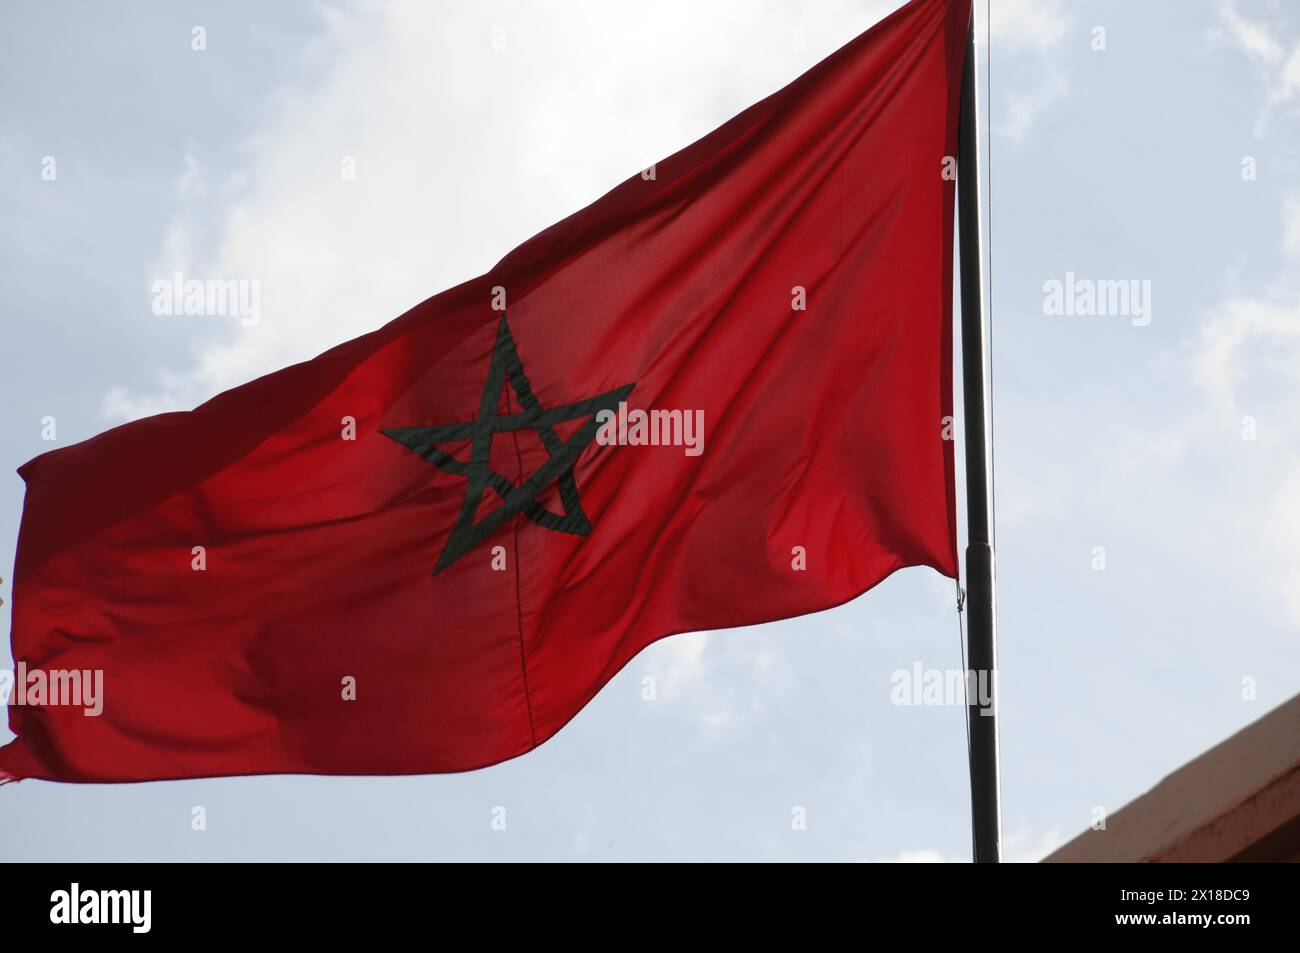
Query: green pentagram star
[{"left": 383, "top": 314, "right": 634, "bottom": 574}]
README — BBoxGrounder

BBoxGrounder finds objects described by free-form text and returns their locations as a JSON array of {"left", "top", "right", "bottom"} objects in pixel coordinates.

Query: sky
[{"left": 2, "top": 0, "right": 1298, "bottom": 861}]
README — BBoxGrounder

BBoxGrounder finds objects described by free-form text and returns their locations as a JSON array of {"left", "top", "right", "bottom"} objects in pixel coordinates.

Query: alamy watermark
[
  {"left": 50, "top": 883, "right": 150, "bottom": 933},
  {"left": 1042, "top": 271, "right": 1151, "bottom": 327},
  {"left": 152, "top": 271, "right": 260, "bottom": 326},
  {"left": 890, "top": 663, "right": 997, "bottom": 715},
  {"left": 1, "top": 663, "right": 103, "bottom": 716},
  {"left": 595, "top": 402, "right": 704, "bottom": 457}
]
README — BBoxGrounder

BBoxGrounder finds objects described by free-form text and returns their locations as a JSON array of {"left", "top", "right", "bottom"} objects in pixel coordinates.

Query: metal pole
[{"left": 957, "top": 3, "right": 1002, "bottom": 864}]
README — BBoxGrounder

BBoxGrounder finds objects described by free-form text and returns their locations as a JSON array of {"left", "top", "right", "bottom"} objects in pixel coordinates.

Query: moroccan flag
[{"left": 2, "top": 0, "right": 966, "bottom": 782}]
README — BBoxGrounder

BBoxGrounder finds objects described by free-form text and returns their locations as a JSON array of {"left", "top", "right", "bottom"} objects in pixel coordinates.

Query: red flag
[{"left": 2, "top": 0, "right": 966, "bottom": 782}]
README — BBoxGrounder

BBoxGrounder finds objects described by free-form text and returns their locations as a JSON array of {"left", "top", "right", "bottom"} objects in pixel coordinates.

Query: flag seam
[{"left": 508, "top": 409, "right": 539, "bottom": 748}]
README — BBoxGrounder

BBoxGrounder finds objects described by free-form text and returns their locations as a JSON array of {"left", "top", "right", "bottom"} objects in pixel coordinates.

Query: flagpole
[{"left": 957, "top": 4, "right": 1002, "bottom": 863}]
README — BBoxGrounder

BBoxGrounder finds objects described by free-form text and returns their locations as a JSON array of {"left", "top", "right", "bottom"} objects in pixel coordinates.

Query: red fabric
[{"left": 2, "top": 0, "right": 967, "bottom": 782}]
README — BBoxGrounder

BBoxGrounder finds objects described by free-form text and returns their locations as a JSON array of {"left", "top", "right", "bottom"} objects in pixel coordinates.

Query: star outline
[{"left": 383, "top": 314, "right": 634, "bottom": 574}]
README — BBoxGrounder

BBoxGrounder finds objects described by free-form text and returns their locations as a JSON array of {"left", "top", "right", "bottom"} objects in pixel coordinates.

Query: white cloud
[
  {"left": 1197, "top": 16, "right": 1300, "bottom": 626},
  {"left": 1281, "top": 45, "right": 1300, "bottom": 109},
  {"left": 1194, "top": 290, "right": 1300, "bottom": 625},
  {"left": 997, "top": 71, "right": 1069, "bottom": 146},
  {"left": 652, "top": 632, "right": 709, "bottom": 691},
  {"left": 1193, "top": 295, "right": 1300, "bottom": 416},
  {"left": 1264, "top": 462, "right": 1300, "bottom": 625},
  {"left": 1213, "top": 2, "right": 1300, "bottom": 135},
  {"left": 1285, "top": 194, "right": 1300, "bottom": 258},
  {"left": 1003, "top": 825, "right": 1065, "bottom": 862},
  {"left": 876, "top": 847, "right": 957, "bottom": 862},
  {"left": 983, "top": 0, "right": 1072, "bottom": 146},
  {"left": 1217, "top": 3, "right": 1284, "bottom": 65},
  {"left": 149, "top": 150, "right": 211, "bottom": 304},
  {"left": 874, "top": 826, "right": 1063, "bottom": 863},
  {"left": 103, "top": 0, "right": 897, "bottom": 421},
  {"left": 1192, "top": 196, "right": 1300, "bottom": 625},
  {"left": 989, "top": 0, "right": 1068, "bottom": 51},
  {"left": 102, "top": 377, "right": 193, "bottom": 423},
  {"left": 642, "top": 627, "right": 793, "bottom": 744}
]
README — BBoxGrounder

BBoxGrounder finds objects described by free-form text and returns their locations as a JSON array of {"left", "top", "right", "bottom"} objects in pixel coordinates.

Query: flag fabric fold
[{"left": 2, "top": 0, "right": 968, "bottom": 782}]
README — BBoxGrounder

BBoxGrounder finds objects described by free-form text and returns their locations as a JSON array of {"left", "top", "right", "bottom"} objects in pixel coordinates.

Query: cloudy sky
[{"left": 2, "top": 0, "right": 1299, "bottom": 861}]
